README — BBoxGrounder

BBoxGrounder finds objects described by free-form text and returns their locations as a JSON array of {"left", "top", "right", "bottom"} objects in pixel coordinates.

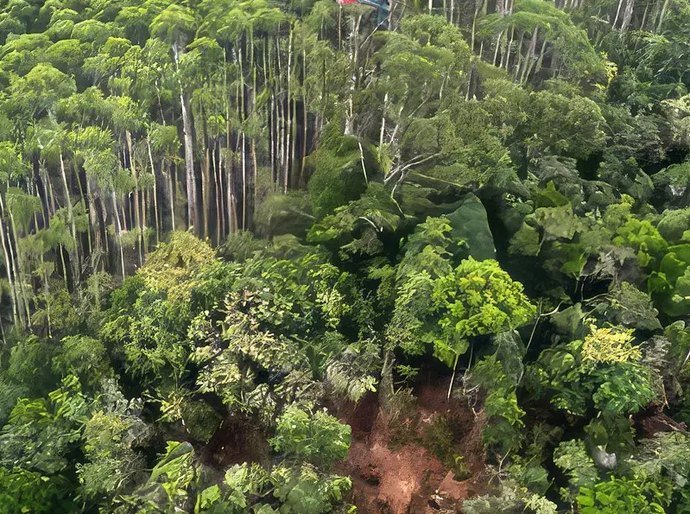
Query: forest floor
[{"left": 335, "top": 379, "right": 489, "bottom": 513}]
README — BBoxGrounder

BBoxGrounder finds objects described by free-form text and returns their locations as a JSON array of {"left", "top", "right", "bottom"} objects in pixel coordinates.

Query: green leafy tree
[
  {"left": 270, "top": 405, "right": 351, "bottom": 468},
  {"left": 432, "top": 258, "right": 535, "bottom": 390},
  {"left": 577, "top": 475, "right": 669, "bottom": 514}
]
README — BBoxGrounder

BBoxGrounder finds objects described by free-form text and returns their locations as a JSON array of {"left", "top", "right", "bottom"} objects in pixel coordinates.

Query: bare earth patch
[{"left": 337, "top": 380, "right": 488, "bottom": 513}]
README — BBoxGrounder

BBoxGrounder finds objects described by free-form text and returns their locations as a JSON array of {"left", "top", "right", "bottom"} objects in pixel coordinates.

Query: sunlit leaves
[
  {"left": 432, "top": 258, "right": 536, "bottom": 367},
  {"left": 270, "top": 405, "right": 351, "bottom": 468},
  {"left": 0, "top": 375, "right": 88, "bottom": 475},
  {"left": 531, "top": 325, "right": 657, "bottom": 417},
  {"left": 8, "top": 63, "right": 76, "bottom": 119},
  {"left": 591, "top": 363, "right": 656, "bottom": 414},
  {"left": 137, "top": 230, "right": 216, "bottom": 302},
  {"left": 580, "top": 326, "right": 640, "bottom": 368},
  {"left": 150, "top": 4, "right": 197, "bottom": 48},
  {"left": 136, "top": 440, "right": 197, "bottom": 510},
  {"left": 577, "top": 475, "right": 668, "bottom": 514},
  {"left": 0, "top": 142, "right": 29, "bottom": 181},
  {"left": 386, "top": 215, "right": 454, "bottom": 355}
]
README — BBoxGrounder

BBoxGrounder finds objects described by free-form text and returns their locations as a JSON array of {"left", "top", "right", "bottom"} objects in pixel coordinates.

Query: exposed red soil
[{"left": 336, "top": 380, "right": 488, "bottom": 514}]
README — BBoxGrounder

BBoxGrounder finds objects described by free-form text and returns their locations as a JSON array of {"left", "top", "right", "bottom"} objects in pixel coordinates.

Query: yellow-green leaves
[
  {"left": 137, "top": 231, "right": 216, "bottom": 302},
  {"left": 533, "top": 324, "right": 657, "bottom": 417},
  {"left": 581, "top": 326, "right": 641, "bottom": 369},
  {"left": 432, "top": 257, "right": 536, "bottom": 368}
]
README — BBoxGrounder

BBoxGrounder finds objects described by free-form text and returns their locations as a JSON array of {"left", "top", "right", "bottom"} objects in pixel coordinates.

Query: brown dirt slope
[{"left": 336, "top": 380, "right": 488, "bottom": 514}]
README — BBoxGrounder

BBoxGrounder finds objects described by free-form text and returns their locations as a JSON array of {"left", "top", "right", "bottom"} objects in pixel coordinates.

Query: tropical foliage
[{"left": 0, "top": 0, "right": 689, "bottom": 512}]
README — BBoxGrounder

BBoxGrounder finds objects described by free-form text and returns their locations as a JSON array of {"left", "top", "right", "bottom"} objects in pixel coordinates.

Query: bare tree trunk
[
  {"left": 379, "top": 92, "right": 388, "bottom": 161},
  {"left": 111, "top": 192, "right": 126, "bottom": 279},
  {"left": 238, "top": 134, "right": 245, "bottom": 230},
  {"left": 202, "top": 144, "right": 210, "bottom": 239},
  {"left": 657, "top": 0, "right": 670, "bottom": 31},
  {"left": 59, "top": 153, "right": 78, "bottom": 271},
  {"left": 641, "top": 2, "right": 649, "bottom": 30},
  {"left": 290, "top": 92, "right": 298, "bottom": 190},
  {"left": 250, "top": 138, "right": 257, "bottom": 228},
  {"left": 226, "top": 118, "right": 234, "bottom": 234},
  {"left": 85, "top": 179, "right": 102, "bottom": 273},
  {"left": 520, "top": 27, "right": 539, "bottom": 84},
  {"left": 301, "top": 44, "right": 308, "bottom": 188},
  {"left": 141, "top": 186, "right": 148, "bottom": 255},
  {"left": 620, "top": 0, "right": 634, "bottom": 32},
  {"left": 613, "top": 0, "right": 624, "bottom": 28},
  {"left": 227, "top": 150, "right": 238, "bottom": 234},
  {"left": 471, "top": 1, "right": 481, "bottom": 52},
  {"left": 501, "top": 26, "right": 512, "bottom": 70},
  {"left": 493, "top": 30, "right": 504, "bottom": 66},
  {"left": 180, "top": 92, "right": 196, "bottom": 233},
  {"left": 534, "top": 38, "right": 548, "bottom": 76},
  {"left": 147, "top": 138, "right": 161, "bottom": 243},
  {"left": 285, "top": 27, "right": 294, "bottom": 190},
  {"left": 514, "top": 31, "right": 526, "bottom": 80},
  {"left": 40, "top": 166, "right": 54, "bottom": 219},
  {"left": 212, "top": 143, "right": 221, "bottom": 243},
  {"left": 0, "top": 214, "right": 20, "bottom": 326},
  {"left": 168, "top": 162, "right": 176, "bottom": 232},
  {"left": 173, "top": 39, "right": 197, "bottom": 234},
  {"left": 125, "top": 131, "right": 143, "bottom": 266},
  {"left": 7, "top": 210, "right": 31, "bottom": 326}
]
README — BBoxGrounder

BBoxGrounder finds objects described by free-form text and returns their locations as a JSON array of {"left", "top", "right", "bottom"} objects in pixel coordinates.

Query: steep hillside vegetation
[{"left": 0, "top": 0, "right": 690, "bottom": 512}]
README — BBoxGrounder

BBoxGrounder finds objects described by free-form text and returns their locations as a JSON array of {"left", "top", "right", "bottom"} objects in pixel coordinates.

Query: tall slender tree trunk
[
  {"left": 241, "top": 133, "right": 247, "bottom": 230},
  {"left": 520, "top": 27, "right": 539, "bottom": 83},
  {"left": 344, "top": 16, "right": 361, "bottom": 136},
  {"left": 613, "top": 0, "right": 624, "bottom": 28},
  {"left": 641, "top": 3, "right": 649, "bottom": 30},
  {"left": 125, "top": 131, "right": 143, "bottom": 266},
  {"left": 168, "top": 162, "right": 176, "bottom": 232},
  {"left": 514, "top": 31, "right": 526, "bottom": 80},
  {"left": 202, "top": 142, "right": 210, "bottom": 239},
  {"left": 657, "top": 0, "right": 670, "bottom": 31},
  {"left": 59, "top": 152, "right": 79, "bottom": 285},
  {"left": 73, "top": 165, "right": 91, "bottom": 264},
  {"left": 493, "top": 30, "right": 504, "bottom": 66},
  {"left": 0, "top": 214, "right": 20, "bottom": 326},
  {"left": 379, "top": 92, "right": 388, "bottom": 163},
  {"left": 173, "top": 39, "right": 197, "bottom": 234},
  {"left": 85, "top": 179, "right": 103, "bottom": 273},
  {"left": 111, "top": 192, "right": 126, "bottom": 279},
  {"left": 180, "top": 92, "right": 196, "bottom": 233},
  {"left": 534, "top": 38, "right": 548, "bottom": 76},
  {"left": 212, "top": 143, "right": 221, "bottom": 243},
  {"left": 620, "top": 0, "right": 634, "bottom": 32},
  {"left": 7, "top": 211, "right": 31, "bottom": 326},
  {"left": 285, "top": 27, "right": 294, "bottom": 191},
  {"left": 146, "top": 138, "right": 161, "bottom": 243}
]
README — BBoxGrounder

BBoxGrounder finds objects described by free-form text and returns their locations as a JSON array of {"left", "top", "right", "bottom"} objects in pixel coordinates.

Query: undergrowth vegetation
[{"left": 0, "top": 0, "right": 689, "bottom": 512}]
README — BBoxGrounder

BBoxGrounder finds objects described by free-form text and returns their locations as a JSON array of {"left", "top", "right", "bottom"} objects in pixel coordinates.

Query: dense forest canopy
[{"left": 0, "top": 0, "right": 690, "bottom": 511}]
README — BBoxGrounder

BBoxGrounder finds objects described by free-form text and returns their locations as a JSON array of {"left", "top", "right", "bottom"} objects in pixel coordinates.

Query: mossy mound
[{"left": 306, "top": 131, "right": 380, "bottom": 218}]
